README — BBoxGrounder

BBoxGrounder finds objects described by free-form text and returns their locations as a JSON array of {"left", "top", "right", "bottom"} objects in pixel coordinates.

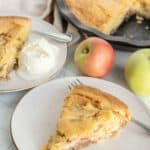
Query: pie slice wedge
[
  {"left": 48, "top": 85, "right": 131, "bottom": 150},
  {"left": 0, "top": 16, "right": 31, "bottom": 79}
]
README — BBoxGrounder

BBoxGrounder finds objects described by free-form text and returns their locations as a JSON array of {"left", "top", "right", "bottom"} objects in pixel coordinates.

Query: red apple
[{"left": 74, "top": 37, "right": 115, "bottom": 77}]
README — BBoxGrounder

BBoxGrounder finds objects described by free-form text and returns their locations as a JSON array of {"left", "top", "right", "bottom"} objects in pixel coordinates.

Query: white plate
[
  {"left": 0, "top": 13, "right": 67, "bottom": 92},
  {"left": 11, "top": 77, "right": 150, "bottom": 150}
]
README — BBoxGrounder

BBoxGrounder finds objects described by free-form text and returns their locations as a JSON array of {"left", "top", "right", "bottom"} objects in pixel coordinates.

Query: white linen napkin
[
  {"left": 0, "top": 0, "right": 52, "bottom": 18},
  {"left": 53, "top": 6, "right": 81, "bottom": 45}
]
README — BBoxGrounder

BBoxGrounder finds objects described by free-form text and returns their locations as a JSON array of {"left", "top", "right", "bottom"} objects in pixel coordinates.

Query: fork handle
[
  {"left": 33, "top": 30, "right": 72, "bottom": 43},
  {"left": 132, "top": 118, "right": 150, "bottom": 133}
]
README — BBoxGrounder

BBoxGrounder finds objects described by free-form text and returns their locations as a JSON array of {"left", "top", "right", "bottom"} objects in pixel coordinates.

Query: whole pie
[
  {"left": 0, "top": 16, "right": 31, "bottom": 79},
  {"left": 65, "top": 0, "right": 150, "bottom": 34},
  {"left": 48, "top": 85, "right": 131, "bottom": 150}
]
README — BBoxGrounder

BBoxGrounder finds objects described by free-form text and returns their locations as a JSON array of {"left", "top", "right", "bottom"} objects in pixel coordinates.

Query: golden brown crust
[
  {"left": 65, "top": 0, "right": 150, "bottom": 34},
  {"left": 70, "top": 85, "right": 130, "bottom": 119},
  {"left": 65, "top": 0, "right": 133, "bottom": 34},
  {"left": 48, "top": 85, "right": 131, "bottom": 150},
  {"left": 0, "top": 16, "right": 31, "bottom": 79},
  {"left": 0, "top": 16, "right": 31, "bottom": 23}
]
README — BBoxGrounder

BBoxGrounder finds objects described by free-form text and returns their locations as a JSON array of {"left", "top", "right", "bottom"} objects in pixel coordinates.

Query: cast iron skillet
[{"left": 56, "top": 0, "right": 150, "bottom": 51}]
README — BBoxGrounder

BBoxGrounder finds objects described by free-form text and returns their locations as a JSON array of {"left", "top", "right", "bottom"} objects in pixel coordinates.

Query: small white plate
[
  {"left": 0, "top": 13, "right": 67, "bottom": 92},
  {"left": 11, "top": 77, "right": 150, "bottom": 150}
]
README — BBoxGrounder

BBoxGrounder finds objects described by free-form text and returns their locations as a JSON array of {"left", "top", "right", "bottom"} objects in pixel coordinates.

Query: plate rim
[
  {"left": 0, "top": 13, "right": 67, "bottom": 93},
  {"left": 56, "top": 0, "right": 150, "bottom": 48},
  {"left": 10, "top": 76, "right": 150, "bottom": 150},
  {"left": 0, "top": 60, "right": 66, "bottom": 93}
]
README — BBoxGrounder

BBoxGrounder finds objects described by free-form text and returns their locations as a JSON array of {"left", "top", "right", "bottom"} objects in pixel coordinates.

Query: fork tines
[{"left": 68, "top": 79, "right": 83, "bottom": 90}]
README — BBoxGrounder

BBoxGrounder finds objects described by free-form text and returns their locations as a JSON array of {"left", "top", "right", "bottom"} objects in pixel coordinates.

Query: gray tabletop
[{"left": 0, "top": 44, "right": 134, "bottom": 150}]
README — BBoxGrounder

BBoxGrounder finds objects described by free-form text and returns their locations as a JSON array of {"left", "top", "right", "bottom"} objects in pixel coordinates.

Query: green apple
[{"left": 125, "top": 48, "right": 150, "bottom": 96}]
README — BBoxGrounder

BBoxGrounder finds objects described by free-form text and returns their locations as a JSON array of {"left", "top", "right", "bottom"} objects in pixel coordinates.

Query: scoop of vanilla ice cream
[{"left": 17, "top": 38, "right": 58, "bottom": 80}]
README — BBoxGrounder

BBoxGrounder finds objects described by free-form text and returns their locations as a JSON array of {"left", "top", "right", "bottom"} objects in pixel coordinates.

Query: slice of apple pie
[
  {"left": 0, "top": 16, "right": 31, "bottom": 79},
  {"left": 48, "top": 85, "right": 131, "bottom": 150}
]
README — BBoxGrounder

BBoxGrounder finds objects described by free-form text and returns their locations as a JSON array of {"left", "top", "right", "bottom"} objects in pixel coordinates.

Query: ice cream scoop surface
[{"left": 17, "top": 38, "right": 58, "bottom": 80}]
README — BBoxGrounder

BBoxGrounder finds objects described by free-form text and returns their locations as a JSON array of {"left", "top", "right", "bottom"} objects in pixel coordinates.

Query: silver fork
[{"left": 68, "top": 79, "right": 150, "bottom": 133}]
